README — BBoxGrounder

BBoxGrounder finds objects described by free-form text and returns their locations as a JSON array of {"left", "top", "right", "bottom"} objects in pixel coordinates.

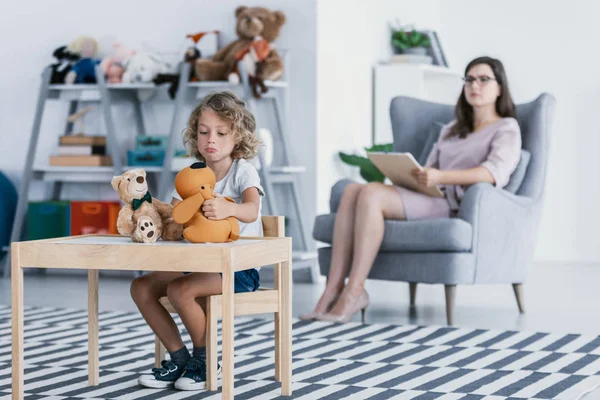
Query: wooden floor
[{"left": 1, "top": 260, "right": 599, "bottom": 398}]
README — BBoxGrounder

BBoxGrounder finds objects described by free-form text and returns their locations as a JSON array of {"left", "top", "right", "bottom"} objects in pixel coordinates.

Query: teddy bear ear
[
  {"left": 111, "top": 176, "right": 122, "bottom": 191},
  {"left": 235, "top": 6, "right": 248, "bottom": 18},
  {"left": 272, "top": 11, "right": 286, "bottom": 26}
]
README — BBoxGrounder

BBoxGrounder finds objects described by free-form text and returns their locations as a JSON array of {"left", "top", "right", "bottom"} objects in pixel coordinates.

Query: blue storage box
[
  {"left": 127, "top": 149, "right": 165, "bottom": 167},
  {"left": 135, "top": 135, "right": 169, "bottom": 150}
]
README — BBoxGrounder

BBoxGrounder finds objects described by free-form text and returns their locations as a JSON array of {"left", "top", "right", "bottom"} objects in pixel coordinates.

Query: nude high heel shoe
[
  {"left": 317, "top": 289, "right": 370, "bottom": 324},
  {"left": 299, "top": 292, "right": 340, "bottom": 321}
]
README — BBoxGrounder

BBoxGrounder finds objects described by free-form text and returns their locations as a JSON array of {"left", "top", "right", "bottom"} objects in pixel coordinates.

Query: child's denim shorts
[{"left": 183, "top": 269, "right": 260, "bottom": 293}]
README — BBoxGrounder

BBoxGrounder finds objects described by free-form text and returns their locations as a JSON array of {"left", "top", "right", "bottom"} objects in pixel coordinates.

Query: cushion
[
  {"left": 313, "top": 213, "right": 473, "bottom": 252},
  {"left": 418, "top": 121, "right": 445, "bottom": 166},
  {"left": 503, "top": 149, "right": 531, "bottom": 194}
]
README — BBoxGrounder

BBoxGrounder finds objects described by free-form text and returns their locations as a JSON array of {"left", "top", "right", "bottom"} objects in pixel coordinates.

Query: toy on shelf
[
  {"left": 64, "top": 36, "right": 101, "bottom": 84},
  {"left": 172, "top": 162, "right": 239, "bottom": 243},
  {"left": 111, "top": 169, "right": 183, "bottom": 243},
  {"left": 49, "top": 45, "right": 81, "bottom": 84},
  {"left": 100, "top": 43, "right": 136, "bottom": 84},
  {"left": 121, "top": 51, "right": 171, "bottom": 84},
  {"left": 232, "top": 35, "right": 271, "bottom": 98},
  {"left": 67, "top": 106, "right": 93, "bottom": 134},
  {"left": 153, "top": 31, "right": 217, "bottom": 99},
  {"left": 193, "top": 6, "right": 286, "bottom": 94}
]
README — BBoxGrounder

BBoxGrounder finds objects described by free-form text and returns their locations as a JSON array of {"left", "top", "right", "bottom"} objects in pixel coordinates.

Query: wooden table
[{"left": 11, "top": 234, "right": 292, "bottom": 400}]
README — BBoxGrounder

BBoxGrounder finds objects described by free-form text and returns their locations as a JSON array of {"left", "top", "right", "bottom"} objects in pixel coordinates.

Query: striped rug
[{"left": 0, "top": 305, "right": 599, "bottom": 399}]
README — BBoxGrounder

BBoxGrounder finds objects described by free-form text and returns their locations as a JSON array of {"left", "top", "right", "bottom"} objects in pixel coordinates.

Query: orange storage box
[{"left": 71, "top": 201, "right": 121, "bottom": 236}]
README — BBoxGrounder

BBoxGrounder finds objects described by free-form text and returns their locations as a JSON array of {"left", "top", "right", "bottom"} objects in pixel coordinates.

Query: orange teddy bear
[{"left": 172, "top": 162, "right": 240, "bottom": 243}]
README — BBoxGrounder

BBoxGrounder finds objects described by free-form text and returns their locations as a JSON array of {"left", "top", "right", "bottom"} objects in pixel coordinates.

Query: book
[
  {"left": 49, "top": 155, "right": 112, "bottom": 167},
  {"left": 367, "top": 152, "right": 444, "bottom": 198},
  {"left": 56, "top": 145, "right": 106, "bottom": 156},
  {"left": 59, "top": 135, "right": 106, "bottom": 146}
]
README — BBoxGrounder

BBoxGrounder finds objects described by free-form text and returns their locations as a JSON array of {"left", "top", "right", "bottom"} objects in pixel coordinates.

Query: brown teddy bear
[
  {"left": 172, "top": 162, "right": 240, "bottom": 243},
  {"left": 194, "top": 6, "right": 286, "bottom": 87},
  {"left": 111, "top": 169, "right": 183, "bottom": 243}
]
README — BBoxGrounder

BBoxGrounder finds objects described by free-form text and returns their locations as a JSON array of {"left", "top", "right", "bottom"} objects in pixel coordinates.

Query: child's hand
[
  {"left": 412, "top": 167, "right": 442, "bottom": 187},
  {"left": 202, "top": 193, "right": 233, "bottom": 220}
]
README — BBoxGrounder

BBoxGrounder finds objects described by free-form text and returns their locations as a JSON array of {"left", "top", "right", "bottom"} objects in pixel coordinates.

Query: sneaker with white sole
[
  {"left": 174, "top": 358, "right": 222, "bottom": 391},
  {"left": 138, "top": 360, "right": 184, "bottom": 389}
]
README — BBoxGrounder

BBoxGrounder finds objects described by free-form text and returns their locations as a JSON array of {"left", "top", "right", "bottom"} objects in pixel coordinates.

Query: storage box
[
  {"left": 135, "top": 135, "right": 169, "bottom": 150},
  {"left": 127, "top": 149, "right": 165, "bottom": 167},
  {"left": 27, "top": 201, "right": 71, "bottom": 240},
  {"left": 71, "top": 201, "right": 120, "bottom": 235}
]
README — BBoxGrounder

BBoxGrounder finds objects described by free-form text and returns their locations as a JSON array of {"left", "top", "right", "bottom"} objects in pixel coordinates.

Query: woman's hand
[
  {"left": 202, "top": 193, "right": 233, "bottom": 220},
  {"left": 412, "top": 167, "right": 443, "bottom": 187}
]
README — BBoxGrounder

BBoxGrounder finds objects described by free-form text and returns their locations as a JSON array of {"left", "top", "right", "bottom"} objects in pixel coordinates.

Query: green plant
[
  {"left": 391, "top": 29, "right": 431, "bottom": 51},
  {"left": 338, "top": 143, "right": 393, "bottom": 182}
]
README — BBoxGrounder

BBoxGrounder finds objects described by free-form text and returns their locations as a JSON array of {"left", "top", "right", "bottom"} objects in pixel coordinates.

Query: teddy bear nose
[{"left": 137, "top": 176, "right": 144, "bottom": 184}]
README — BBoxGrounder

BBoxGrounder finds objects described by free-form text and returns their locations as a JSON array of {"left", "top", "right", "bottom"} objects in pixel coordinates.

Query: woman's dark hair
[{"left": 448, "top": 56, "right": 516, "bottom": 139}]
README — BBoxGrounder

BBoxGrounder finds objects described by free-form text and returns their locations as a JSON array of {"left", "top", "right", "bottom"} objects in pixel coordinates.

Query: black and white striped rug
[{"left": 0, "top": 305, "right": 599, "bottom": 399}]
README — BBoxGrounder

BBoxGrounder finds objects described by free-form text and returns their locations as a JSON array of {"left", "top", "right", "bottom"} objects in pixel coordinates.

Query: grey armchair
[{"left": 312, "top": 94, "right": 556, "bottom": 325}]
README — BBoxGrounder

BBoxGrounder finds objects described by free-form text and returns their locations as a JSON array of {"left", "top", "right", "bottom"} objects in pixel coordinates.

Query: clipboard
[{"left": 367, "top": 152, "right": 445, "bottom": 198}]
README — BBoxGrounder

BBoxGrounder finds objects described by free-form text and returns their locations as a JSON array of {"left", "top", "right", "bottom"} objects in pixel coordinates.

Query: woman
[{"left": 301, "top": 56, "right": 522, "bottom": 323}]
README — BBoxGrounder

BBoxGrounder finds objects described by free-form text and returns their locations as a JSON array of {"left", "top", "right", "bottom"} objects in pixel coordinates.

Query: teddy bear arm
[
  {"left": 153, "top": 199, "right": 174, "bottom": 219},
  {"left": 212, "top": 40, "right": 239, "bottom": 62},
  {"left": 117, "top": 206, "right": 135, "bottom": 235},
  {"left": 259, "top": 49, "right": 284, "bottom": 81}
]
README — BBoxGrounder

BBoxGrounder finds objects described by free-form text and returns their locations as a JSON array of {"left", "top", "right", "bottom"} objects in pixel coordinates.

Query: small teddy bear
[
  {"left": 111, "top": 169, "right": 183, "bottom": 243},
  {"left": 172, "top": 162, "right": 240, "bottom": 243}
]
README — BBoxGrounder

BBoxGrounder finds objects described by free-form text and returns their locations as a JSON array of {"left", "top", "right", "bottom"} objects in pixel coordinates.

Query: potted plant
[
  {"left": 391, "top": 27, "right": 431, "bottom": 55},
  {"left": 338, "top": 143, "right": 393, "bottom": 182}
]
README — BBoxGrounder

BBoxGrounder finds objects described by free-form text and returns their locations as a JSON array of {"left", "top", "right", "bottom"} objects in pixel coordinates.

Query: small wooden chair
[{"left": 155, "top": 216, "right": 288, "bottom": 391}]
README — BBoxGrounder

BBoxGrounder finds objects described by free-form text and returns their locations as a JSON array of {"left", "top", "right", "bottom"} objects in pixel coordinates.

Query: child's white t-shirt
[{"left": 171, "top": 158, "right": 265, "bottom": 238}]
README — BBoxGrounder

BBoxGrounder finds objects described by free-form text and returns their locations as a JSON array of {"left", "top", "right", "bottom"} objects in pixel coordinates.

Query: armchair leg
[
  {"left": 409, "top": 283, "right": 417, "bottom": 307},
  {"left": 512, "top": 284, "right": 525, "bottom": 313},
  {"left": 444, "top": 285, "right": 456, "bottom": 326}
]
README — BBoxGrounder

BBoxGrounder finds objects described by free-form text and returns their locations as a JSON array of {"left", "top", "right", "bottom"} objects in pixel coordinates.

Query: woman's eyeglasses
[{"left": 462, "top": 76, "right": 496, "bottom": 86}]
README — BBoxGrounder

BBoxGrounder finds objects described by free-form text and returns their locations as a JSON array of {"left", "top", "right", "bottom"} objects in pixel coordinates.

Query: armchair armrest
[
  {"left": 457, "top": 183, "right": 538, "bottom": 284},
  {"left": 329, "top": 179, "right": 359, "bottom": 213}
]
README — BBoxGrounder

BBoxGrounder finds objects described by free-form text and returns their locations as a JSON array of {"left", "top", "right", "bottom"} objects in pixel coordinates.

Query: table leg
[
  {"left": 280, "top": 240, "right": 292, "bottom": 396},
  {"left": 88, "top": 269, "right": 99, "bottom": 385},
  {"left": 11, "top": 243, "right": 23, "bottom": 400},
  {"left": 274, "top": 262, "right": 281, "bottom": 382},
  {"left": 222, "top": 252, "right": 235, "bottom": 400}
]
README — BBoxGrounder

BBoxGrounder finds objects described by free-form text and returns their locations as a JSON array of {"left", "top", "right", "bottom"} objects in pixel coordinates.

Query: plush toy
[
  {"left": 153, "top": 42, "right": 202, "bottom": 99},
  {"left": 64, "top": 36, "right": 101, "bottom": 84},
  {"left": 172, "top": 162, "right": 240, "bottom": 243},
  {"left": 121, "top": 52, "right": 171, "bottom": 83},
  {"left": 49, "top": 45, "right": 81, "bottom": 84},
  {"left": 194, "top": 7, "right": 286, "bottom": 85},
  {"left": 100, "top": 43, "right": 135, "bottom": 84},
  {"left": 111, "top": 169, "right": 183, "bottom": 243},
  {"left": 233, "top": 35, "right": 271, "bottom": 98}
]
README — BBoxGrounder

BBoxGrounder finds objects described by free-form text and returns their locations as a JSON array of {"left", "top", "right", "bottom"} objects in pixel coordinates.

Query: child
[{"left": 131, "top": 91, "right": 265, "bottom": 391}]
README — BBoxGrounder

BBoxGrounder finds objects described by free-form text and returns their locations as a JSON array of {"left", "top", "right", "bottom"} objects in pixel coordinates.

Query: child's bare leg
[
  {"left": 130, "top": 271, "right": 185, "bottom": 351},
  {"left": 167, "top": 272, "right": 223, "bottom": 347},
  {"left": 167, "top": 272, "right": 223, "bottom": 390}
]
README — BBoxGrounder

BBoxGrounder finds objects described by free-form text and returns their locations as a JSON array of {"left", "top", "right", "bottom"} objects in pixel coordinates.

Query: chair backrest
[
  {"left": 261, "top": 216, "right": 284, "bottom": 238},
  {"left": 389, "top": 94, "right": 556, "bottom": 200}
]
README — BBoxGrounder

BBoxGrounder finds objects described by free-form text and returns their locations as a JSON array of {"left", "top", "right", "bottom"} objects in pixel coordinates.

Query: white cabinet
[{"left": 372, "top": 63, "right": 463, "bottom": 144}]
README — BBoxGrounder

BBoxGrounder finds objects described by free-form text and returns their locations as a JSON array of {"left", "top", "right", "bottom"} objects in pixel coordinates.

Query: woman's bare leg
[
  {"left": 167, "top": 273, "right": 223, "bottom": 347},
  {"left": 130, "top": 272, "right": 185, "bottom": 352},
  {"left": 303, "top": 183, "right": 365, "bottom": 317},
  {"left": 327, "top": 182, "right": 406, "bottom": 316}
]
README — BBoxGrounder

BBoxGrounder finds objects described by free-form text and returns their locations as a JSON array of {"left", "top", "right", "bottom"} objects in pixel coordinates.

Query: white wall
[
  {"left": 438, "top": 1, "right": 598, "bottom": 262},
  {"left": 316, "top": 0, "right": 442, "bottom": 215},
  {"left": 0, "top": 0, "right": 317, "bottom": 223}
]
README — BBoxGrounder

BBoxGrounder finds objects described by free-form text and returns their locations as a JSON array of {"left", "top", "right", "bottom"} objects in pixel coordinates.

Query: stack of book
[{"left": 50, "top": 135, "right": 112, "bottom": 166}]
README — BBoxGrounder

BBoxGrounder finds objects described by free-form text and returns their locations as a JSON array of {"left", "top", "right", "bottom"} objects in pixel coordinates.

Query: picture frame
[{"left": 420, "top": 30, "right": 449, "bottom": 67}]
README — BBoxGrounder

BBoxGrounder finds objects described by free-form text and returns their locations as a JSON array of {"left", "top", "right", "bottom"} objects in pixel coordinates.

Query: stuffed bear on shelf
[
  {"left": 193, "top": 6, "right": 286, "bottom": 95},
  {"left": 111, "top": 169, "right": 183, "bottom": 243}
]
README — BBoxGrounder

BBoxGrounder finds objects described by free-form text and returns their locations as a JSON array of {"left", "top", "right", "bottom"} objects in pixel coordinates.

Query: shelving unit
[{"left": 2, "top": 52, "right": 320, "bottom": 282}]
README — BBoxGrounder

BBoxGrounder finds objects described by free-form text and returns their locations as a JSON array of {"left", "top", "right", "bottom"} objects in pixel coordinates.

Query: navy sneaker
[
  {"left": 174, "top": 358, "right": 222, "bottom": 391},
  {"left": 138, "top": 360, "right": 184, "bottom": 388}
]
